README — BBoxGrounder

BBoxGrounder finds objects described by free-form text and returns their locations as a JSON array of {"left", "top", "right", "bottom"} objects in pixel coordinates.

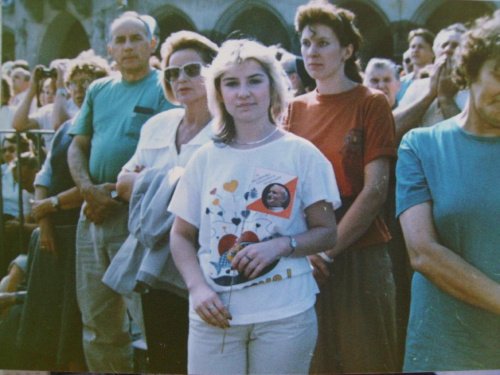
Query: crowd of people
[{"left": 0, "top": 0, "right": 499, "bottom": 373}]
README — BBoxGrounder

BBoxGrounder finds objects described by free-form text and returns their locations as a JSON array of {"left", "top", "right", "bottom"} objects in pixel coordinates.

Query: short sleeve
[
  {"left": 34, "top": 152, "right": 52, "bottom": 187},
  {"left": 396, "top": 131, "right": 432, "bottom": 217},
  {"left": 363, "top": 93, "right": 397, "bottom": 165},
  {"left": 167, "top": 146, "right": 207, "bottom": 228},
  {"left": 301, "top": 145, "right": 341, "bottom": 210}
]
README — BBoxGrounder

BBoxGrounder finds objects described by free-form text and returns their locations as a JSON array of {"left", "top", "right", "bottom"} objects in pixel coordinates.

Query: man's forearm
[
  {"left": 52, "top": 93, "right": 71, "bottom": 130},
  {"left": 393, "top": 93, "right": 435, "bottom": 144},
  {"left": 12, "top": 88, "right": 37, "bottom": 131},
  {"left": 67, "top": 139, "right": 94, "bottom": 196}
]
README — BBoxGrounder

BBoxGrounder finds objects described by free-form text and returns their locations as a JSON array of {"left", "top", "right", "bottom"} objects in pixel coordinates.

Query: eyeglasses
[
  {"left": 164, "top": 62, "right": 204, "bottom": 83},
  {"left": 2, "top": 146, "right": 16, "bottom": 153},
  {"left": 69, "top": 79, "right": 92, "bottom": 90}
]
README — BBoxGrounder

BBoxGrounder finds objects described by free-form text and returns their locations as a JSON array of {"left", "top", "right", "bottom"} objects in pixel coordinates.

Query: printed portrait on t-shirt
[
  {"left": 261, "top": 183, "right": 291, "bottom": 212},
  {"left": 204, "top": 167, "right": 299, "bottom": 287}
]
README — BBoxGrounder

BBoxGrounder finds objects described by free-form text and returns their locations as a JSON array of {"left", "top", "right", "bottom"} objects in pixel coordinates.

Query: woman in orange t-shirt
[{"left": 284, "top": 1, "right": 399, "bottom": 373}]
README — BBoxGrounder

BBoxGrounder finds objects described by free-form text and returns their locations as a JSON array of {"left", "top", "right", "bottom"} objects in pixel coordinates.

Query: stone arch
[
  {"left": 2, "top": 26, "right": 16, "bottom": 63},
  {"left": 337, "top": 0, "right": 394, "bottom": 69},
  {"left": 412, "top": 0, "right": 497, "bottom": 34},
  {"left": 38, "top": 12, "right": 90, "bottom": 65},
  {"left": 213, "top": 1, "right": 293, "bottom": 52},
  {"left": 151, "top": 5, "right": 197, "bottom": 57}
]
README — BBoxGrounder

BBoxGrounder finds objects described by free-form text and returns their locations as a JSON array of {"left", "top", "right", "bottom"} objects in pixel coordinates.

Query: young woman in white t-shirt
[{"left": 169, "top": 39, "right": 340, "bottom": 374}]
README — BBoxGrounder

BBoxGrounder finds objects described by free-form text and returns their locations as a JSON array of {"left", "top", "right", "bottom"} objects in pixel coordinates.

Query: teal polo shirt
[{"left": 69, "top": 69, "right": 174, "bottom": 184}]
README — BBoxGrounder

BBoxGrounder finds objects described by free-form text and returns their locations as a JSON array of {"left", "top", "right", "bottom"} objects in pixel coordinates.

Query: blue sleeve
[
  {"left": 34, "top": 151, "right": 52, "bottom": 187},
  {"left": 396, "top": 131, "right": 432, "bottom": 217}
]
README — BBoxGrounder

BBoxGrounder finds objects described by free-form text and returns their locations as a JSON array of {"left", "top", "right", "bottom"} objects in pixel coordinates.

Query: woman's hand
[
  {"left": 190, "top": 283, "right": 232, "bottom": 329},
  {"left": 307, "top": 254, "right": 331, "bottom": 286},
  {"left": 31, "top": 198, "right": 53, "bottom": 222},
  {"left": 39, "top": 218, "right": 57, "bottom": 258},
  {"left": 231, "top": 237, "right": 288, "bottom": 280}
]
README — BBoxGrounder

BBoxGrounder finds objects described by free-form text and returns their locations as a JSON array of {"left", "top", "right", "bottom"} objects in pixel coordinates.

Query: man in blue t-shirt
[{"left": 68, "top": 12, "right": 173, "bottom": 373}]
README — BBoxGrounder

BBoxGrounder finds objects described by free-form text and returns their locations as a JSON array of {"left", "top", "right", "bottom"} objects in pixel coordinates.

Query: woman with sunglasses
[
  {"left": 109, "top": 31, "right": 218, "bottom": 374},
  {"left": 168, "top": 39, "right": 339, "bottom": 375},
  {"left": 284, "top": 1, "right": 398, "bottom": 373}
]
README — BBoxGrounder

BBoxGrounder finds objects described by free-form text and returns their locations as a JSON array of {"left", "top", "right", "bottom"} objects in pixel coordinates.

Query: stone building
[{"left": 1, "top": 0, "right": 499, "bottom": 69}]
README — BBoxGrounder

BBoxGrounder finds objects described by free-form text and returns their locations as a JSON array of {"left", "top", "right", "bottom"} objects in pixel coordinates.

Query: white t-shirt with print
[{"left": 168, "top": 132, "right": 341, "bottom": 325}]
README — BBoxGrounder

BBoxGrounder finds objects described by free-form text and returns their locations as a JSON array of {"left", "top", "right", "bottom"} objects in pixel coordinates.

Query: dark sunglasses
[{"left": 164, "top": 62, "right": 204, "bottom": 83}]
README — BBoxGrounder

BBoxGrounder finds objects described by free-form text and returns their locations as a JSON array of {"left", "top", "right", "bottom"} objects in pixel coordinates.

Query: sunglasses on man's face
[{"left": 164, "top": 62, "right": 204, "bottom": 83}]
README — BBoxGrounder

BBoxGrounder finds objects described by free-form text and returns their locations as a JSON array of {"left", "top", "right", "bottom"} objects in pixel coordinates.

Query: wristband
[{"left": 318, "top": 251, "right": 334, "bottom": 263}]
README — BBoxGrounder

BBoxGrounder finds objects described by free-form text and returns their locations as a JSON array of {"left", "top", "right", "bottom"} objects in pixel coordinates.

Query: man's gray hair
[
  {"left": 433, "top": 23, "right": 467, "bottom": 52},
  {"left": 364, "top": 58, "right": 400, "bottom": 81},
  {"left": 108, "top": 12, "right": 153, "bottom": 43}
]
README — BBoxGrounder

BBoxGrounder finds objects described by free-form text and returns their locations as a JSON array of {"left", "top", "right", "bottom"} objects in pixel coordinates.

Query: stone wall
[{"left": 2, "top": 0, "right": 498, "bottom": 68}]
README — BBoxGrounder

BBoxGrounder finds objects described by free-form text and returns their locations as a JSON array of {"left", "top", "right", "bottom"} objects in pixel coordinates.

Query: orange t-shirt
[{"left": 284, "top": 85, "right": 396, "bottom": 250}]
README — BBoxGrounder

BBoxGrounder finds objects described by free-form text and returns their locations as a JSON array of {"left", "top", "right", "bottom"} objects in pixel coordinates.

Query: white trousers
[
  {"left": 75, "top": 206, "right": 144, "bottom": 373},
  {"left": 188, "top": 307, "right": 317, "bottom": 375}
]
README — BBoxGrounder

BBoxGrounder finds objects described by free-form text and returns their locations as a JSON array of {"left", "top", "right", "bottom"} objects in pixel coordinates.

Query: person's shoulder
[
  {"left": 184, "top": 140, "right": 218, "bottom": 168},
  {"left": 140, "top": 108, "right": 185, "bottom": 138},
  {"left": 85, "top": 75, "right": 117, "bottom": 95},
  {"left": 91, "top": 75, "right": 117, "bottom": 88},
  {"left": 360, "top": 85, "right": 387, "bottom": 102},
  {"left": 290, "top": 90, "right": 316, "bottom": 106},
  {"left": 355, "top": 85, "right": 392, "bottom": 112},
  {"left": 189, "top": 138, "right": 218, "bottom": 155},
  {"left": 279, "top": 131, "right": 326, "bottom": 157},
  {"left": 144, "top": 108, "right": 184, "bottom": 129},
  {"left": 142, "top": 69, "right": 164, "bottom": 86},
  {"left": 403, "top": 117, "right": 458, "bottom": 146}
]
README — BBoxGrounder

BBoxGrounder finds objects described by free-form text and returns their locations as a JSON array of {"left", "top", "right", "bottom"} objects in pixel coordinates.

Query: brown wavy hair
[
  {"left": 454, "top": 10, "right": 500, "bottom": 89},
  {"left": 294, "top": 0, "right": 363, "bottom": 83}
]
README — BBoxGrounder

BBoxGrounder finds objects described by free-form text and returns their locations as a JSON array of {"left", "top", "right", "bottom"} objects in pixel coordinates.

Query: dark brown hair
[{"left": 294, "top": 0, "right": 363, "bottom": 83}]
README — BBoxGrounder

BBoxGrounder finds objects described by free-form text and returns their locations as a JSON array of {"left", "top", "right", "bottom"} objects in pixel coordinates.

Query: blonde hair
[
  {"left": 160, "top": 31, "right": 219, "bottom": 105},
  {"left": 206, "top": 39, "right": 290, "bottom": 144}
]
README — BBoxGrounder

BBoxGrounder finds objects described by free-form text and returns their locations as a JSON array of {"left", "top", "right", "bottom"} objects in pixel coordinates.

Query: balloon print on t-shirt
[{"left": 205, "top": 167, "right": 298, "bottom": 287}]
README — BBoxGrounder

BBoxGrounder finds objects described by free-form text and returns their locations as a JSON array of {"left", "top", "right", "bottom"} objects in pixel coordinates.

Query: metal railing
[{"left": 0, "top": 129, "right": 54, "bottom": 276}]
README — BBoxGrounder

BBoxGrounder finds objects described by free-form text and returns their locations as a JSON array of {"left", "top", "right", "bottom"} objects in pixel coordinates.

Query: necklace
[{"left": 232, "top": 127, "right": 278, "bottom": 146}]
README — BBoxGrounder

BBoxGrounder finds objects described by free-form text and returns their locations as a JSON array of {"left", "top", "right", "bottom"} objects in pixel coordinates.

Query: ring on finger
[
  {"left": 207, "top": 305, "right": 216, "bottom": 310},
  {"left": 245, "top": 255, "right": 253, "bottom": 261}
]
